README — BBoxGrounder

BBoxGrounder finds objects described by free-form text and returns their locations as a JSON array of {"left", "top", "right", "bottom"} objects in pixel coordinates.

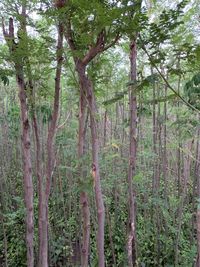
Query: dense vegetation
[{"left": 0, "top": 0, "right": 200, "bottom": 266}]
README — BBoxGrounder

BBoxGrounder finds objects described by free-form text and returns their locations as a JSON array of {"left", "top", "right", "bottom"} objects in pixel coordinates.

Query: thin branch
[
  {"left": 9, "top": 17, "right": 14, "bottom": 39},
  {"left": 57, "top": 112, "right": 71, "bottom": 130},
  {"left": 82, "top": 30, "right": 105, "bottom": 65},
  {"left": 101, "top": 32, "right": 121, "bottom": 52},
  {"left": 2, "top": 18, "right": 8, "bottom": 37},
  {"left": 139, "top": 35, "right": 200, "bottom": 114},
  {"left": 82, "top": 31, "right": 121, "bottom": 65},
  {"left": 64, "top": 19, "right": 77, "bottom": 52}
]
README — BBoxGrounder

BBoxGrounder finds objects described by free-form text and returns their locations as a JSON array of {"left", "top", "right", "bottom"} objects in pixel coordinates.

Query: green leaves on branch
[
  {"left": 142, "top": 0, "right": 188, "bottom": 47},
  {"left": 103, "top": 74, "right": 159, "bottom": 106},
  {"left": 0, "top": 69, "right": 13, "bottom": 86},
  {"left": 147, "top": 94, "right": 176, "bottom": 105},
  {"left": 184, "top": 73, "right": 200, "bottom": 109},
  {"left": 103, "top": 90, "right": 128, "bottom": 106}
]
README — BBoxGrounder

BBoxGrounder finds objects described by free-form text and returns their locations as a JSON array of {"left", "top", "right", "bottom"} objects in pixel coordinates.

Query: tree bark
[
  {"left": 163, "top": 72, "right": 168, "bottom": 202},
  {"left": 2, "top": 17, "right": 34, "bottom": 267},
  {"left": 64, "top": 16, "right": 119, "bottom": 265},
  {"left": 24, "top": 40, "right": 43, "bottom": 267},
  {"left": 127, "top": 39, "right": 137, "bottom": 267},
  {"left": 39, "top": 24, "right": 64, "bottom": 267},
  {"left": 17, "top": 67, "right": 34, "bottom": 267},
  {"left": 32, "top": 115, "right": 43, "bottom": 267},
  {"left": 175, "top": 141, "right": 193, "bottom": 266},
  {"left": 78, "top": 88, "right": 90, "bottom": 267},
  {"left": 106, "top": 206, "right": 117, "bottom": 266},
  {"left": 195, "top": 126, "right": 200, "bottom": 266},
  {"left": 76, "top": 62, "right": 105, "bottom": 267}
]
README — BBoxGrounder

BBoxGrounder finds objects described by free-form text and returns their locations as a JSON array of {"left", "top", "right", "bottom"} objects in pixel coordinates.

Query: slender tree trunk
[
  {"left": 103, "top": 110, "right": 107, "bottom": 147},
  {"left": 163, "top": 77, "right": 168, "bottom": 202},
  {"left": 78, "top": 89, "right": 90, "bottom": 267},
  {"left": 156, "top": 83, "right": 162, "bottom": 265},
  {"left": 17, "top": 67, "right": 34, "bottom": 267},
  {"left": 27, "top": 55, "right": 44, "bottom": 267},
  {"left": 89, "top": 90, "right": 105, "bottom": 267},
  {"left": 25, "top": 45, "right": 43, "bottom": 267},
  {"left": 127, "top": 39, "right": 137, "bottom": 267},
  {"left": 39, "top": 24, "right": 64, "bottom": 267},
  {"left": 2, "top": 16, "right": 34, "bottom": 267},
  {"left": 152, "top": 67, "right": 157, "bottom": 195},
  {"left": 64, "top": 17, "right": 119, "bottom": 266},
  {"left": 195, "top": 126, "right": 200, "bottom": 266},
  {"left": 176, "top": 59, "right": 181, "bottom": 197},
  {"left": 106, "top": 206, "right": 117, "bottom": 267},
  {"left": 77, "top": 62, "right": 105, "bottom": 267},
  {"left": 0, "top": 171, "right": 8, "bottom": 267},
  {"left": 175, "top": 141, "right": 193, "bottom": 266},
  {"left": 32, "top": 116, "right": 43, "bottom": 267}
]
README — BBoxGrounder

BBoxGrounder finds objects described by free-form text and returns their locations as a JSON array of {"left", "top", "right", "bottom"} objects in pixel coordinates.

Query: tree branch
[
  {"left": 82, "top": 31, "right": 121, "bottom": 65},
  {"left": 139, "top": 35, "right": 200, "bottom": 113},
  {"left": 64, "top": 19, "right": 77, "bottom": 52}
]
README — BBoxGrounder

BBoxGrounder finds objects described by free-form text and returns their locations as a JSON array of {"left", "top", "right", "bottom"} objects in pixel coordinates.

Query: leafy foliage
[{"left": 184, "top": 73, "right": 200, "bottom": 109}]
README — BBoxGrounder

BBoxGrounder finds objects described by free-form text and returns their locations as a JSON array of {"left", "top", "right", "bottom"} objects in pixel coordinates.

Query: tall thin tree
[
  {"left": 2, "top": 14, "right": 34, "bottom": 267},
  {"left": 127, "top": 38, "right": 137, "bottom": 267}
]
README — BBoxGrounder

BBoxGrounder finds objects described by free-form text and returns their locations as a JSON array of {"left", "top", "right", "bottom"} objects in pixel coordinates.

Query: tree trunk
[
  {"left": 103, "top": 110, "right": 107, "bottom": 147},
  {"left": 77, "top": 62, "right": 105, "bottom": 267},
  {"left": 195, "top": 126, "right": 200, "bottom": 266},
  {"left": 32, "top": 115, "right": 43, "bottom": 266},
  {"left": 39, "top": 24, "right": 64, "bottom": 267},
  {"left": 152, "top": 66, "right": 157, "bottom": 196},
  {"left": 106, "top": 206, "right": 117, "bottom": 266},
  {"left": 16, "top": 67, "right": 34, "bottom": 267},
  {"left": 163, "top": 74, "right": 168, "bottom": 202},
  {"left": 78, "top": 88, "right": 90, "bottom": 267},
  {"left": 25, "top": 49, "right": 43, "bottom": 267},
  {"left": 127, "top": 39, "right": 137, "bottom": 267},
  {"left": 2, "top": 16, "right": 34, "bottom": 267},
  {"left": 175, "top": 141, "right": 193, "bottom": 266}
]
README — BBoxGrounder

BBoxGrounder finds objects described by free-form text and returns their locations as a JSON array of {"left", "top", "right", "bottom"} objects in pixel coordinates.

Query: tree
[{"left": 2, "top": 11, "right": 34, "bottom": 267}]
